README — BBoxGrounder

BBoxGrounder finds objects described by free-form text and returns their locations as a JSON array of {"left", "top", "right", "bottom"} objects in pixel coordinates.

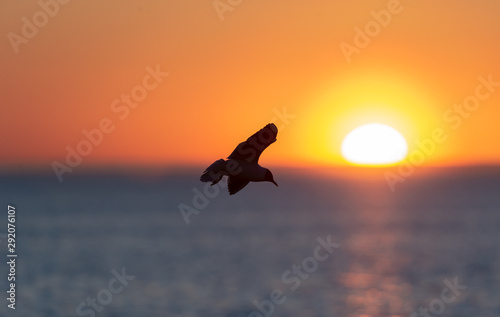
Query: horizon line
[{"left": 1, "top": 162, "right": 500, "bottom": 176}]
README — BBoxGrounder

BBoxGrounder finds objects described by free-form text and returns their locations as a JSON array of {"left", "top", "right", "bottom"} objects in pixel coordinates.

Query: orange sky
[{"left": 2, "top": 1, "right": 500, "bottom": 171}]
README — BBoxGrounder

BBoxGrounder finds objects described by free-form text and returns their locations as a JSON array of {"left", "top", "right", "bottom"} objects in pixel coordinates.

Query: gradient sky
[{"left": 2, "top": 0, "right": 500, "bottom": 171}]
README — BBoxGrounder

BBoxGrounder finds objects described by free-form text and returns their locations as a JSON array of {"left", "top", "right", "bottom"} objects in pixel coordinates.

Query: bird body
[
  {"left": 200, "top": 123, "right": 279, "bottom": 195},
  {"left": 227, "top": 159, "right": 269, "bottom": 181}
]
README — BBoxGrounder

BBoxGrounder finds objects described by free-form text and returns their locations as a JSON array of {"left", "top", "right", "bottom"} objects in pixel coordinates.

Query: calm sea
[{"left": 0, "top": 166, "right": 499, "bottom": 317}]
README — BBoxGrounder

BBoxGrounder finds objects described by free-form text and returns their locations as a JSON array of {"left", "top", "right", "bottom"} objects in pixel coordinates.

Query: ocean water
[{"left": 0, "top": 167, "right": 499, "bottom": 317}]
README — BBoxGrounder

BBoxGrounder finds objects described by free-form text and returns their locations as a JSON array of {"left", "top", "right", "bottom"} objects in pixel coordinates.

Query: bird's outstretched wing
[
  {"left": 227, "top": 176, "right": 250, "bottom": 195},
  {"left": 227, "top": 123, "right": 278, "bottom": 164}
]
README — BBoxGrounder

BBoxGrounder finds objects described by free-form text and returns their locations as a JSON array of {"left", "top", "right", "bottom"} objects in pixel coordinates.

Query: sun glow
[{"left": 341, "top": 123, "right": 408, "bottom": 165}]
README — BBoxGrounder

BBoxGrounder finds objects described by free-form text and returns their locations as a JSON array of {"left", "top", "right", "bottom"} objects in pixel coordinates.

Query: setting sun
[{"left": 341, "top": 123, "right": 408, "bottom": 166}]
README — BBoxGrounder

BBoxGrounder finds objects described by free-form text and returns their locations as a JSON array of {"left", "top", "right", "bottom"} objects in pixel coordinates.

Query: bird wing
[
  {"left": 227, "top": 123, "right": 278, "bottom": 164},
  {"left": 227, "top": 176, "right": 250, "bottom": 195}
]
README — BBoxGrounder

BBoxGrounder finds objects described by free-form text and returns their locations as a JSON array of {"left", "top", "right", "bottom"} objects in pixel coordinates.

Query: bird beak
[{"left": 272, "top": 180, "right": 278, "bottom": 187}]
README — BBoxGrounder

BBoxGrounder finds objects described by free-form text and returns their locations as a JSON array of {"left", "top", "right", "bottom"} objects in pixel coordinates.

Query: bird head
[{"left": 265, "top": 169, "right": 278, "bottom": 187}]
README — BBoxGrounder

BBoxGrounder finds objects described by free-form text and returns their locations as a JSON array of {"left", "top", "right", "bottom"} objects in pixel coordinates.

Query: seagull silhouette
[{"left": 200, "top": 123, "right": 279, "bottom": 195}]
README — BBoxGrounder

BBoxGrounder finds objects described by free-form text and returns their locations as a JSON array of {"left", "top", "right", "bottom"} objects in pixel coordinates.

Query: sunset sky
[{"left": 2, "top": 1, "right": 500, "bottom": 172}]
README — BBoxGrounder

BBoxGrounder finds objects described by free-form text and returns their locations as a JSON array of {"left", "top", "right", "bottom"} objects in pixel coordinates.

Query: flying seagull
[{"left": 200, "top": 123, "right": 279, "bottom": 195}]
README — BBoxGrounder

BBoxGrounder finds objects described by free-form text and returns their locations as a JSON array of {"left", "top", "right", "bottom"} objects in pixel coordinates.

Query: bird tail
[{"left": 200, "top": 159, "right": 227, "bottom": 185}]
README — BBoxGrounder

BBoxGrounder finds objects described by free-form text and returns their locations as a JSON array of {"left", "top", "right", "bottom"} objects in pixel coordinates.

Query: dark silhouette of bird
[{"left": 200, "top": 123, "right": 279, "bottom": 195}]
